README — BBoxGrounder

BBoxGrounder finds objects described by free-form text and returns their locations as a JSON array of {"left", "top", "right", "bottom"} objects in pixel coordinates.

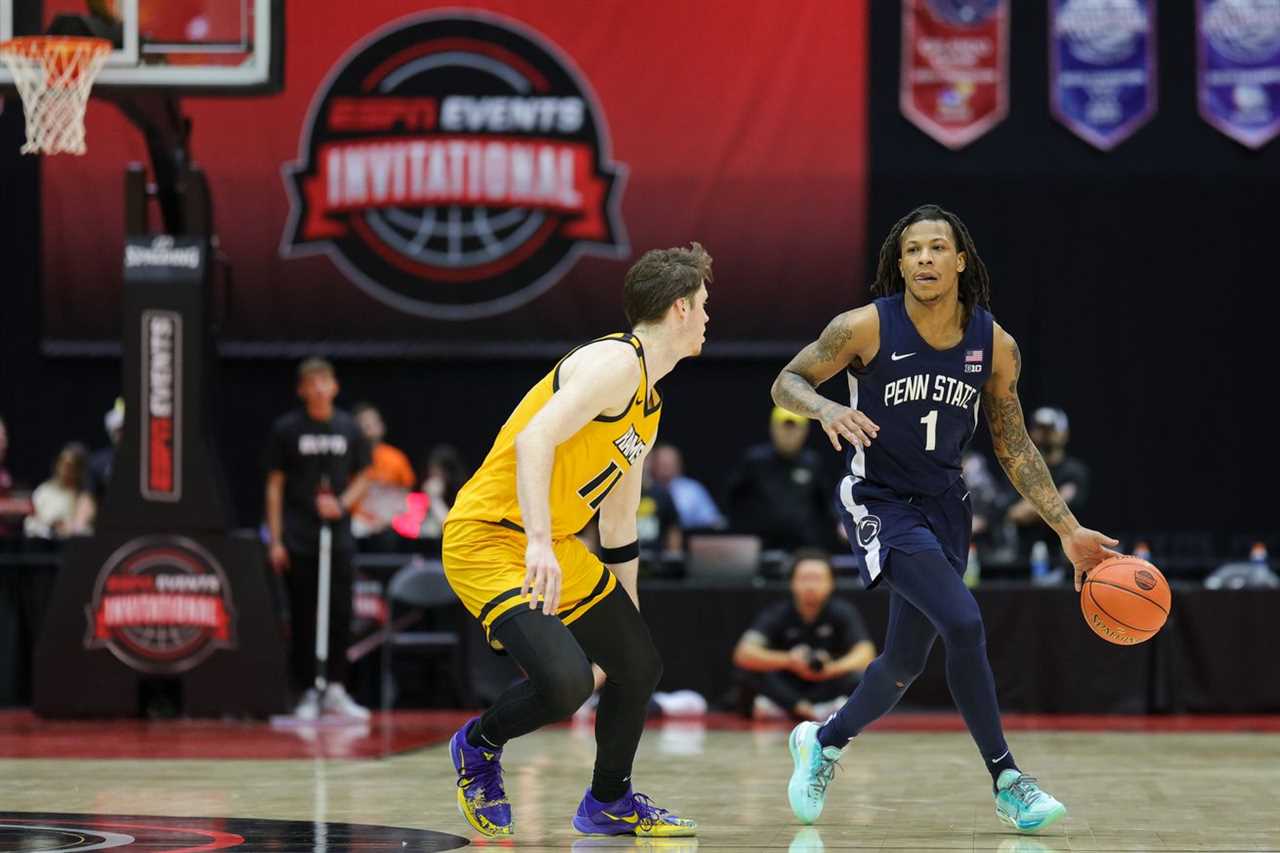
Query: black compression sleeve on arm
[{"left": 599, "top": 540, "right": 639, "bottom": 564}]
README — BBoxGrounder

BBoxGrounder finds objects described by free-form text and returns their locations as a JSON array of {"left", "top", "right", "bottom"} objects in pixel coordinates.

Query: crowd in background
[
  {"left": 0, "top": 365, "right": 1105, "bottom": 584},
  {"left": 21, "top": 358, "right": 1279, "bottom": 590}
]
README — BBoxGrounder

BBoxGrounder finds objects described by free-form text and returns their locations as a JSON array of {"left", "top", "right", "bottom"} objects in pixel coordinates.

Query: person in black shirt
[
  {"left": 725, "top": 407, "right": 839, "bottom": 551},
  {"left": 733, "top": 550, "right": 876, "bottom": 720},
  {"left": 1005, "top": 407, "right": 1091, "bottom": 578},
  {"left": 266, "top": 358, "right": 372, "bottom": 720}
]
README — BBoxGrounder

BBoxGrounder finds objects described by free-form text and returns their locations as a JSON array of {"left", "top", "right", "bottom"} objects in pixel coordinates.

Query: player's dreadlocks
[{"left": 871, "top": 204, "right": 991, "bottom": 319}]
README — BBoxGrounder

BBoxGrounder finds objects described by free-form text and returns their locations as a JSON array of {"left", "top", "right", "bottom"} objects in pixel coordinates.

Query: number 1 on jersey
[{"left": 920, "top": 409, "right": 938, "bottom": 451}]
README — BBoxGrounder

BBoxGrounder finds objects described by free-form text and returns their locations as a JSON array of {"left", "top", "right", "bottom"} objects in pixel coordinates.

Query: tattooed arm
[
  {"left": 984, "top": 323, "right": 1118, "bottom": 589},
  {"left": 772, "top": 306, "right": 881, "bottom": 451}
]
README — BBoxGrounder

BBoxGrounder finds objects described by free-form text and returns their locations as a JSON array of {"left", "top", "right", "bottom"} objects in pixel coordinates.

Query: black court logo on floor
[
  {"left": 282, "top": 9, "right": 628, "bottom": 320},
  {"left": 0, "top": 812, "right": 468, "bottom": 851},
  {"left": 85, "top": 536, "right": 238, "bottom": 674}
]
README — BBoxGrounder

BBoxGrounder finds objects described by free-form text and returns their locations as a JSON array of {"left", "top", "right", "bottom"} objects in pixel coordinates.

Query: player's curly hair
[
  {"left": 623, "top": 242, "right": 713, "bottom": 327},
  {"left": 871, "top": 204, "right": 991, "bottom": 318}
]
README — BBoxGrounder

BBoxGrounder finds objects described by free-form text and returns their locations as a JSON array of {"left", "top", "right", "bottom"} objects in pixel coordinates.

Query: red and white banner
[{"left": 901, "top": 0, "right": 1010, "bottom": 150}]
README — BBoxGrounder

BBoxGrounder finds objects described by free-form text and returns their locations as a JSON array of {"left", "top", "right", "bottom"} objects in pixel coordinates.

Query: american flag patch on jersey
[{"left": 965, "top": 349, "right": 984, "bottom": 363}]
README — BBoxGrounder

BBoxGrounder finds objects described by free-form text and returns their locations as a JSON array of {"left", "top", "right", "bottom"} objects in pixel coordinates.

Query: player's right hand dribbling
[
  {"left": 523, "top": 539, "right": 562, "bottom": 615},
  {"left": 818, "top": 402, "right": 879, "bottom": 451}
]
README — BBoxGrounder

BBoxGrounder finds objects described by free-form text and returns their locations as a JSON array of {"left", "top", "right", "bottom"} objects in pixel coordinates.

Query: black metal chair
[{"left": 380, "top": 557, "right": 469, "bottom": 710}]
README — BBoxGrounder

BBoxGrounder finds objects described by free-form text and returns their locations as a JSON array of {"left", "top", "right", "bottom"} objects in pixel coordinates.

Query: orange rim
[
  {"left": 0, "top": 36, "right": 112, "bottom": 59},
  {"left": 0, "top": 36, "right": 110, "bottom": 82}
]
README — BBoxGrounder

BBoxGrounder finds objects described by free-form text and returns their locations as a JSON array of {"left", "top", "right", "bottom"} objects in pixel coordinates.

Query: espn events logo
[
  {"left": 85, "top": 536, "right": 236, "bottom": 674},
  {"left": 141, "top": 311, "right": 181, "bottom": 502},
  {"left": 282, "top": 10, "right": 628, "bottom": 319}
]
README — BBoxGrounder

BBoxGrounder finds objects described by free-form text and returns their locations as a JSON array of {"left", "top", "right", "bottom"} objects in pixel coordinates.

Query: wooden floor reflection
[{"left": 1, "top": 714, "right": 1277, "bottom": 851}]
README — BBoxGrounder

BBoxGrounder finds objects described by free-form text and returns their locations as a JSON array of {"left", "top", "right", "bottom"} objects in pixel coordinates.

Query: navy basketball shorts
[{"left": 835, "top": 475, "right": 972, "bottom": 589}]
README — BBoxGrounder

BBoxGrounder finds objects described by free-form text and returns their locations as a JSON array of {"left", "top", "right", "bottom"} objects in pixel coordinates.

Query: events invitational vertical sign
[{"left": 901, "top": 0, "right": 1010, "bottom": 149}]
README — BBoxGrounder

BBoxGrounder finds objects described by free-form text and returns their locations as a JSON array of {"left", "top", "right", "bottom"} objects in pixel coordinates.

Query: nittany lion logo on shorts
[
  {"left": 282, "top": 10, "right": 628, "bottom": 320},
  {"left": 856, "top": 515, "right": 883, "bottom": 548}
]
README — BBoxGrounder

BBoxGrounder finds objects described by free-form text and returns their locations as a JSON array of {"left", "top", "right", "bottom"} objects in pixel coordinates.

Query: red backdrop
[{"left": 42, "top": 0, "right": 868, "bottom": 347}]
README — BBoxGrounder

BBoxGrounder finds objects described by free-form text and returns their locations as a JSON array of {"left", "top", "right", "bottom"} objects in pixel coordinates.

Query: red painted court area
[{"left": 1, "top": 710, "right": 1277, "bottom": 761}]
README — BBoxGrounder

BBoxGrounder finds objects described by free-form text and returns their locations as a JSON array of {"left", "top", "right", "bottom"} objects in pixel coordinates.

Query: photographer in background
[{"left": 732, "top": 550, "right": 876, "bottom": 721}]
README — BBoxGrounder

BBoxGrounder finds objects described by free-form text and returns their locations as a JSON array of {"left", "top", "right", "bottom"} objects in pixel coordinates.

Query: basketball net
[{"left": 0, "top": 36, "right": 111, "bottom": 156}]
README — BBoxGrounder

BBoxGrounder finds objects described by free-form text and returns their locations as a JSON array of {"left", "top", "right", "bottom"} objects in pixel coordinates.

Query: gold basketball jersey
[{"left": 448, "top": 333, "right": 661, "bottom": 539}]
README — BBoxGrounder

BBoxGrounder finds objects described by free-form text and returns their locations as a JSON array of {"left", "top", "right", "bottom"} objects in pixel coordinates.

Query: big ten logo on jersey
[
  {"left": 883, "top": 374, "right": 980, "bottom": 411},
  {"left": 298, "top": 434, "right": 349, "bottom": 456},
  {"left": 613, "top": 425, "right": 647, "bottom": 465}
]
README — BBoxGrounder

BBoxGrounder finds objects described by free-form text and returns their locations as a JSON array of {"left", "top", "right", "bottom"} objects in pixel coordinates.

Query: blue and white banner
[
  {"left": 1198, "top": 0, "right": 1280, "bottom": 149},
  {"left": 1050, "top": 0, "right": 1157, "bottom": 151}
]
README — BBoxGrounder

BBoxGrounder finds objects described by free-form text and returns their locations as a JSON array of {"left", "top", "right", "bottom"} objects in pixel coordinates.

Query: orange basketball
[{"left": 1080, "top": 556, "right": 1170, "bottom": 645}]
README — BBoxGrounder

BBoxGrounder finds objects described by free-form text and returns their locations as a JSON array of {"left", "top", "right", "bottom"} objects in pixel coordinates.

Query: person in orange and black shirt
[{"left": 351, "top": 402, "right": 415, "bottom": 551}]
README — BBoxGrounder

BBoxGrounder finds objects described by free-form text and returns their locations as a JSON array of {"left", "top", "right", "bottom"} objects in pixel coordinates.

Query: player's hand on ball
[
  {"left": 1062, "top": 526, "right": 1121, "bottom": 591},
  {"left": 818, "top": 402, "right": 879, "bottom": 451},
  {"left": 523, "top": 539, "right": 562, "bottom": 615}
]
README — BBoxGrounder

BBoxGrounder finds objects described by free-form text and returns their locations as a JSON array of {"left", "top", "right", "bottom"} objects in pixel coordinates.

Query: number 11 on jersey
[{"left": 920, "top": 409, "right": 937, "bottom": 451}]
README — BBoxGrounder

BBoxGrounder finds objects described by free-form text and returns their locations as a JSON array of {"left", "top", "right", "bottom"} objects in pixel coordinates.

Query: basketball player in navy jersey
[{"left": 772, "top": 204, "right": 1119, "bottom": 833}]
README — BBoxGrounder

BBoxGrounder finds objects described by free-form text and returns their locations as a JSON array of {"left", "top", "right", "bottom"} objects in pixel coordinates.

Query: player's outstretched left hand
[{"left": 1062, "top": 527, "right": 1121, "bottom": 591}]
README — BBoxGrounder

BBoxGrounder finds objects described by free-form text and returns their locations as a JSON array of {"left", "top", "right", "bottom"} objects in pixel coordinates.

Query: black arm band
[{"left": 600, "top": 540, "right": 640, "bottom": 564}]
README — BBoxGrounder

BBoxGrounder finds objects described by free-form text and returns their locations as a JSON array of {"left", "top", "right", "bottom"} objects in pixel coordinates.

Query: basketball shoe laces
[
  {"left": 457, "top": 756, "right": 509, "bottom": 810},
  {"left": 630, "top": 792, "right": 673, "bottom": 830},
  {"left": 1007, "top": 775, "right": 1045, "bottom": 807},
  {"left": 810, "top": 753, "right": 842, "bottom": 798}
]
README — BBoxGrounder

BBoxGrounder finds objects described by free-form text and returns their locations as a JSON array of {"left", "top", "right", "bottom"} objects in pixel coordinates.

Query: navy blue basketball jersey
[{"left": 845, "top": 294, "right": 994, "bottom": 498}]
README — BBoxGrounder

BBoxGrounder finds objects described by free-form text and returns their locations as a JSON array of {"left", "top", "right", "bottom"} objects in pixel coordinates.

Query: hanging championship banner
[
  {"left": 1050, "top": 0, "right": 1157, "bottom": 151},
  {"left": 901, "top": 0, "right": 1010, "bottom": 149},
  {"left": 1197, "top": 0, "right": 1280, "bottom": 149}
]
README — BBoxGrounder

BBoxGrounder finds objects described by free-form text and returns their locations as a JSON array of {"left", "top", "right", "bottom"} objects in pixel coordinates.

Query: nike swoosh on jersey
[{"left": 890, "top": 352, "right": 917, "bottom": 361}]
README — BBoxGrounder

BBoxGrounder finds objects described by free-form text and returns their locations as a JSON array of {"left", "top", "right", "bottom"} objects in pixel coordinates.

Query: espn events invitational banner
[{"left": 42, "top": 1, "right": 869, "bottom": 348}]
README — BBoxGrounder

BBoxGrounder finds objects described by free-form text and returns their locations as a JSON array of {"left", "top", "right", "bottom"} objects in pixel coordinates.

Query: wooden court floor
[{"left": 1, "top": 716, "right": 1278, "bottom": 851}]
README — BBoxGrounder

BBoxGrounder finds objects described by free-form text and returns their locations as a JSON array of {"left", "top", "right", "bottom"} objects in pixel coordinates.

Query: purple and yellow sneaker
[
  {"left": 449, "top": 718, "right": 512, "bottom": 837},
  {"left": 572, "top": 786, "right": 697, "bottom": 837}
]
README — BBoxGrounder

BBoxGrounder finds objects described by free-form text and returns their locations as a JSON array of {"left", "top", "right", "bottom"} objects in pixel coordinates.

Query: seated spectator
[
  {"left": 648, "top": 443, "right": 725, "bottom": 530},
  {"left": 0, "top": 417, "right": 17, "bottom": 541},
  {"left": 351, "top": 402, "right": 416, "bottom": 550},
  {"left": 733, "top": 549, "right": 876, "bottom": 720},
  {"left": 419, "top": 444, "right": 468, "bottom": 541},
  {"left": 1005, "top": 407, "right": 1091, "bottom": 575},
  {"left": 962, "top": 449, "right": 1012, "bottom": 558},
  {"left": 639, "top": 464, "right": 682, "bottom": 555},
  {"left": 726, "top": 407, "right": 838, "bottom": 551},
  {"left": 73, "top": 398, "right": 123, "bottom": 533},
  {"left": 24, "top": 442, "right": 90, "bottom": 541}
]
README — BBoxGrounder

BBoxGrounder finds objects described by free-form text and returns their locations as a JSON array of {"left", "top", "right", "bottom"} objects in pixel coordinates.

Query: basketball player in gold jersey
[{"left": 444, "top": 245, "right": 711, "bottom": 839}]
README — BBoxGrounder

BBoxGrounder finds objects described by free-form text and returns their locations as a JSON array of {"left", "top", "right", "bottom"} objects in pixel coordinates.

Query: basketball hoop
[{"left": 0, "top": 36, "right": 111, "bottom": 156}]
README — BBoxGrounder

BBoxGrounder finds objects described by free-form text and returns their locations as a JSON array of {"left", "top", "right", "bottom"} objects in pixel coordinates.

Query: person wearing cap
[
  {"left": 1005, "top": 406, "right": 1091, "bottom": 570},
  {"left": 725, "top": 406, "right": 839, "bottom": 552}
]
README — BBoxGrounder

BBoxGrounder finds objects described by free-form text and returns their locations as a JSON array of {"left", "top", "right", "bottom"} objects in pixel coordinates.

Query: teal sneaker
[
  {"left": 787, "top": 721, "right": 843, "bottom": 824},
  {"left": 994, "top": 769, "right": 1066, "bottom": 833}
]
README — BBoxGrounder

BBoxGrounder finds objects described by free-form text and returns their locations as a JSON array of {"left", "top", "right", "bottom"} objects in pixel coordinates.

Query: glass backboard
[{"left": 0, "top": 0, "right": 282, "bottom": 92}]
